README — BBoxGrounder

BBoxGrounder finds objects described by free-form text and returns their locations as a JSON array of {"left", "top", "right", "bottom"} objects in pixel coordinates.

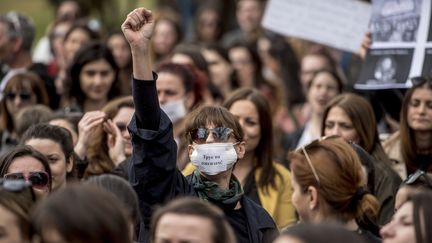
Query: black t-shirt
[{"left": 225, "top": 207, "right": 250, "bottom": 243}]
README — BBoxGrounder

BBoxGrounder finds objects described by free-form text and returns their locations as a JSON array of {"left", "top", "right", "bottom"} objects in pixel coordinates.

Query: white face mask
[
  {"left": 160, "top": 99, "right": 187, "bottom": 123},
  {"left": 190, "top": 143, "right": 238, "bottom": 175}
]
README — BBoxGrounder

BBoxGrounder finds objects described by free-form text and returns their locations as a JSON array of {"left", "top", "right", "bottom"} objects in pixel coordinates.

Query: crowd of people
[{"left": 0, "top": 0, "right": 431, "bottom": 242}]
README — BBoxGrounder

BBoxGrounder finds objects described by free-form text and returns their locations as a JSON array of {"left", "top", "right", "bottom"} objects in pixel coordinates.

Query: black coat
[{"left": 128, "top": 77, "right": 277, "bottom": 243}]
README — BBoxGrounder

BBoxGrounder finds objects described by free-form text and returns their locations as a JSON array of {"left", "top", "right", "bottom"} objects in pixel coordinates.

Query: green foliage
[
  {"left": 0, "top": 0, "right": 154, "bottom": 43},
  {"left": 46, "top": 0, "right": 140, "bottom": 32}
]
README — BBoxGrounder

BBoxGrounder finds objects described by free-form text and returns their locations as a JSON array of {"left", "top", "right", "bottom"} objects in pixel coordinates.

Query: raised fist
[{"left": 121, "top": 8, "right": 154, "bottom": 51}]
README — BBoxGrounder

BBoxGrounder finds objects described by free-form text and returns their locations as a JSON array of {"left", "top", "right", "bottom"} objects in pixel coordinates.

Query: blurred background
[{"left": 0, "top": 0, "right": 154, "bottom": 43}]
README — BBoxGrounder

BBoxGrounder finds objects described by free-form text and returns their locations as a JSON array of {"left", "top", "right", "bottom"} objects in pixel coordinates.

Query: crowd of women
[{"left": 0, "top": 0, "right": 431, "bottom": 242}]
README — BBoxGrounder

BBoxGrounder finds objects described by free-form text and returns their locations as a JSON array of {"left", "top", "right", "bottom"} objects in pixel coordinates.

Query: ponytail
[
  {"left": 356, "top": 193, "right": 379, "bottom": 221},
  {"left": 356, "top": 193, "right": 380, "bottom": 237}
]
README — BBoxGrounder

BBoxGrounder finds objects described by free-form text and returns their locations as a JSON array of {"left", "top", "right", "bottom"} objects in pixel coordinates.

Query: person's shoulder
[
  {"left": 358, "top": 228, "right": 382, "bottom": 243},
  {"left": 241, "top": 196, "right": 273, "bottom": 221},
  {"left": 272, "top": 162, "right": 291, "bottom": 182},
  {"left": 181, "top": 162, "right": 196, "bottom": 176},
  {"left": 273, "top": 162, "right": 290, "bottom": 173},
  {"left": 374, "top": 158, "right": 402, "bottom": 181}
]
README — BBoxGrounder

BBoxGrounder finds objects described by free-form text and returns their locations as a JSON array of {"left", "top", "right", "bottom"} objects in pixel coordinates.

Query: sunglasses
[
  {"left": 5, "top": 92, "right": 33, "bottom": 101},
  {"left": 3, "top": 171, "right": 49, "bottom": 189},
  {"left": 410, "top": 76, "right": 432, "bottom": 87},
  {"left": 190, "top": 127, "right": 233, "bottom": 144},
  {"left": 297, "top": 135, "right": 341, "bottom": 188},
  {"left": 403, "top": 170, "right": 432, "bottom": 187}
]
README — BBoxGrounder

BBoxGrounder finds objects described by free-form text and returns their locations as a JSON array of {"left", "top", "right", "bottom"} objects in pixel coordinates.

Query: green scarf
[{"left": 191, "top": 170, "right": 244, "bottom": 210}]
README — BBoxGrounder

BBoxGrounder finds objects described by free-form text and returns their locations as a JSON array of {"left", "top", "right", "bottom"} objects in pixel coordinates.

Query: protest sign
[
  {"left": 356, "top": 0, "right": 430, "bottom": 89},
  {"left": 262, "top": 0, "right": 371, "bottom": 53}
]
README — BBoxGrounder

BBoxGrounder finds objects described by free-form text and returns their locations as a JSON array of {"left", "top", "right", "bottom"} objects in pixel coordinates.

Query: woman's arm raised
[{"left": 121, "top": 8, "right": 154, "bottom": 81}]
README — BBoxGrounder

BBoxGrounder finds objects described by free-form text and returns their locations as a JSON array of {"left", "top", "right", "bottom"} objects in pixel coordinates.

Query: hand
[
  {"left": 358, "top": 31, "right": 372, "bottom": 60},
  {"left": 103, "top": 119, "right": 126, "bottom": 165},
  {"left": 121, "top": 8, "right": 155, "bottom": 52},
  {"left": 74, "top": 111, "right": 106, "bottom": 159}
]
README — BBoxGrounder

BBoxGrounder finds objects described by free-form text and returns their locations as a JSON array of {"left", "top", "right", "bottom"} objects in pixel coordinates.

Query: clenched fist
[{"left": 121, "top": 8, "right": 155, "bottom": 52}]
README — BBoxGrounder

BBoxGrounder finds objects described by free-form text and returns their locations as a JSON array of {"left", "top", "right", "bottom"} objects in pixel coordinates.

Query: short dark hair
[
  {"left": 15, "top": 105, "right": 54, "bottom": 139},
  {"left": 150, "top": 197, "right": 236, "bottom": 243},
  {"left": 184, "top": 105, "right": 244, "bottom": 144},
  {"left": 20, "top": 123, "right": 76, "bottom": 179},
  {"left": 85, "top": 174, "right": 140, "bottom": 225},
  {"left": 32, "top": 184, "right": 131, "bottom": 243}
]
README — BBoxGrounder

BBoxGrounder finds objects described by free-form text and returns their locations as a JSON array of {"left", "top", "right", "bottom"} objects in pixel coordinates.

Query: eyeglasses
[
  {"left": 3, "top": 171, "right": 49, "bottom": 189},
  {"left": 5, "top": 92, "right": 33, "bottom": 101},
  {"left": 190, "top": 127, "right": 233, "bottom": 144},
  {"left": 410, "top": 76, "right": 432, "bottom": 87},
  {"left": 403, "top": 170, "right": 432, "bottom": 187}
]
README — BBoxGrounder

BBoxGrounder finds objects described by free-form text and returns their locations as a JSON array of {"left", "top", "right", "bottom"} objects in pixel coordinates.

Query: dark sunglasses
[
  {"left": 5, "top": 92, "right": 32, "bottom": 101},
  {"left": 403, "top": 170, "right": 432, "bottom": 187},
  {"left": 190, "top": 127, "right": 233, "bottom": 144},
  {"left": 3, "top": 171, "right": 49, "bottom": 189},
  {"left": 410, "top": 76, "right": 432, "bottom": 87}
]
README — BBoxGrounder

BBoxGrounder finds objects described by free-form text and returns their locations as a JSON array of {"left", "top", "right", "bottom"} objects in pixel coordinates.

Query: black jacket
[{"left": 128, "top": 77, "right": 277, "bottom": 243}]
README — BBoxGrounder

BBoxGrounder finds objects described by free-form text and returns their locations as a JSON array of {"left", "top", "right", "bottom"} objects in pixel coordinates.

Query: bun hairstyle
[{"left": 289, "top": 138, "right": 379, "bottom": 223}]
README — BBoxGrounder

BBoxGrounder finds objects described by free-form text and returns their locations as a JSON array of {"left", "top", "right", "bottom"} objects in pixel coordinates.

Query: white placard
[{"left": 262, "top": 0, "right": 372, "bottom": 53}]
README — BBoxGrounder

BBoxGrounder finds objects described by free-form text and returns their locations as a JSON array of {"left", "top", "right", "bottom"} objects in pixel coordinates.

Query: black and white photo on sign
[
  {"left": 357, "top": 48, "right": 413, "bottom": 89},
  {"left": 370, "top": 0, "right": 422, "bottom": 42},
  {"left": 421, "top": 48, "right": 432, "bottom": 76}
]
